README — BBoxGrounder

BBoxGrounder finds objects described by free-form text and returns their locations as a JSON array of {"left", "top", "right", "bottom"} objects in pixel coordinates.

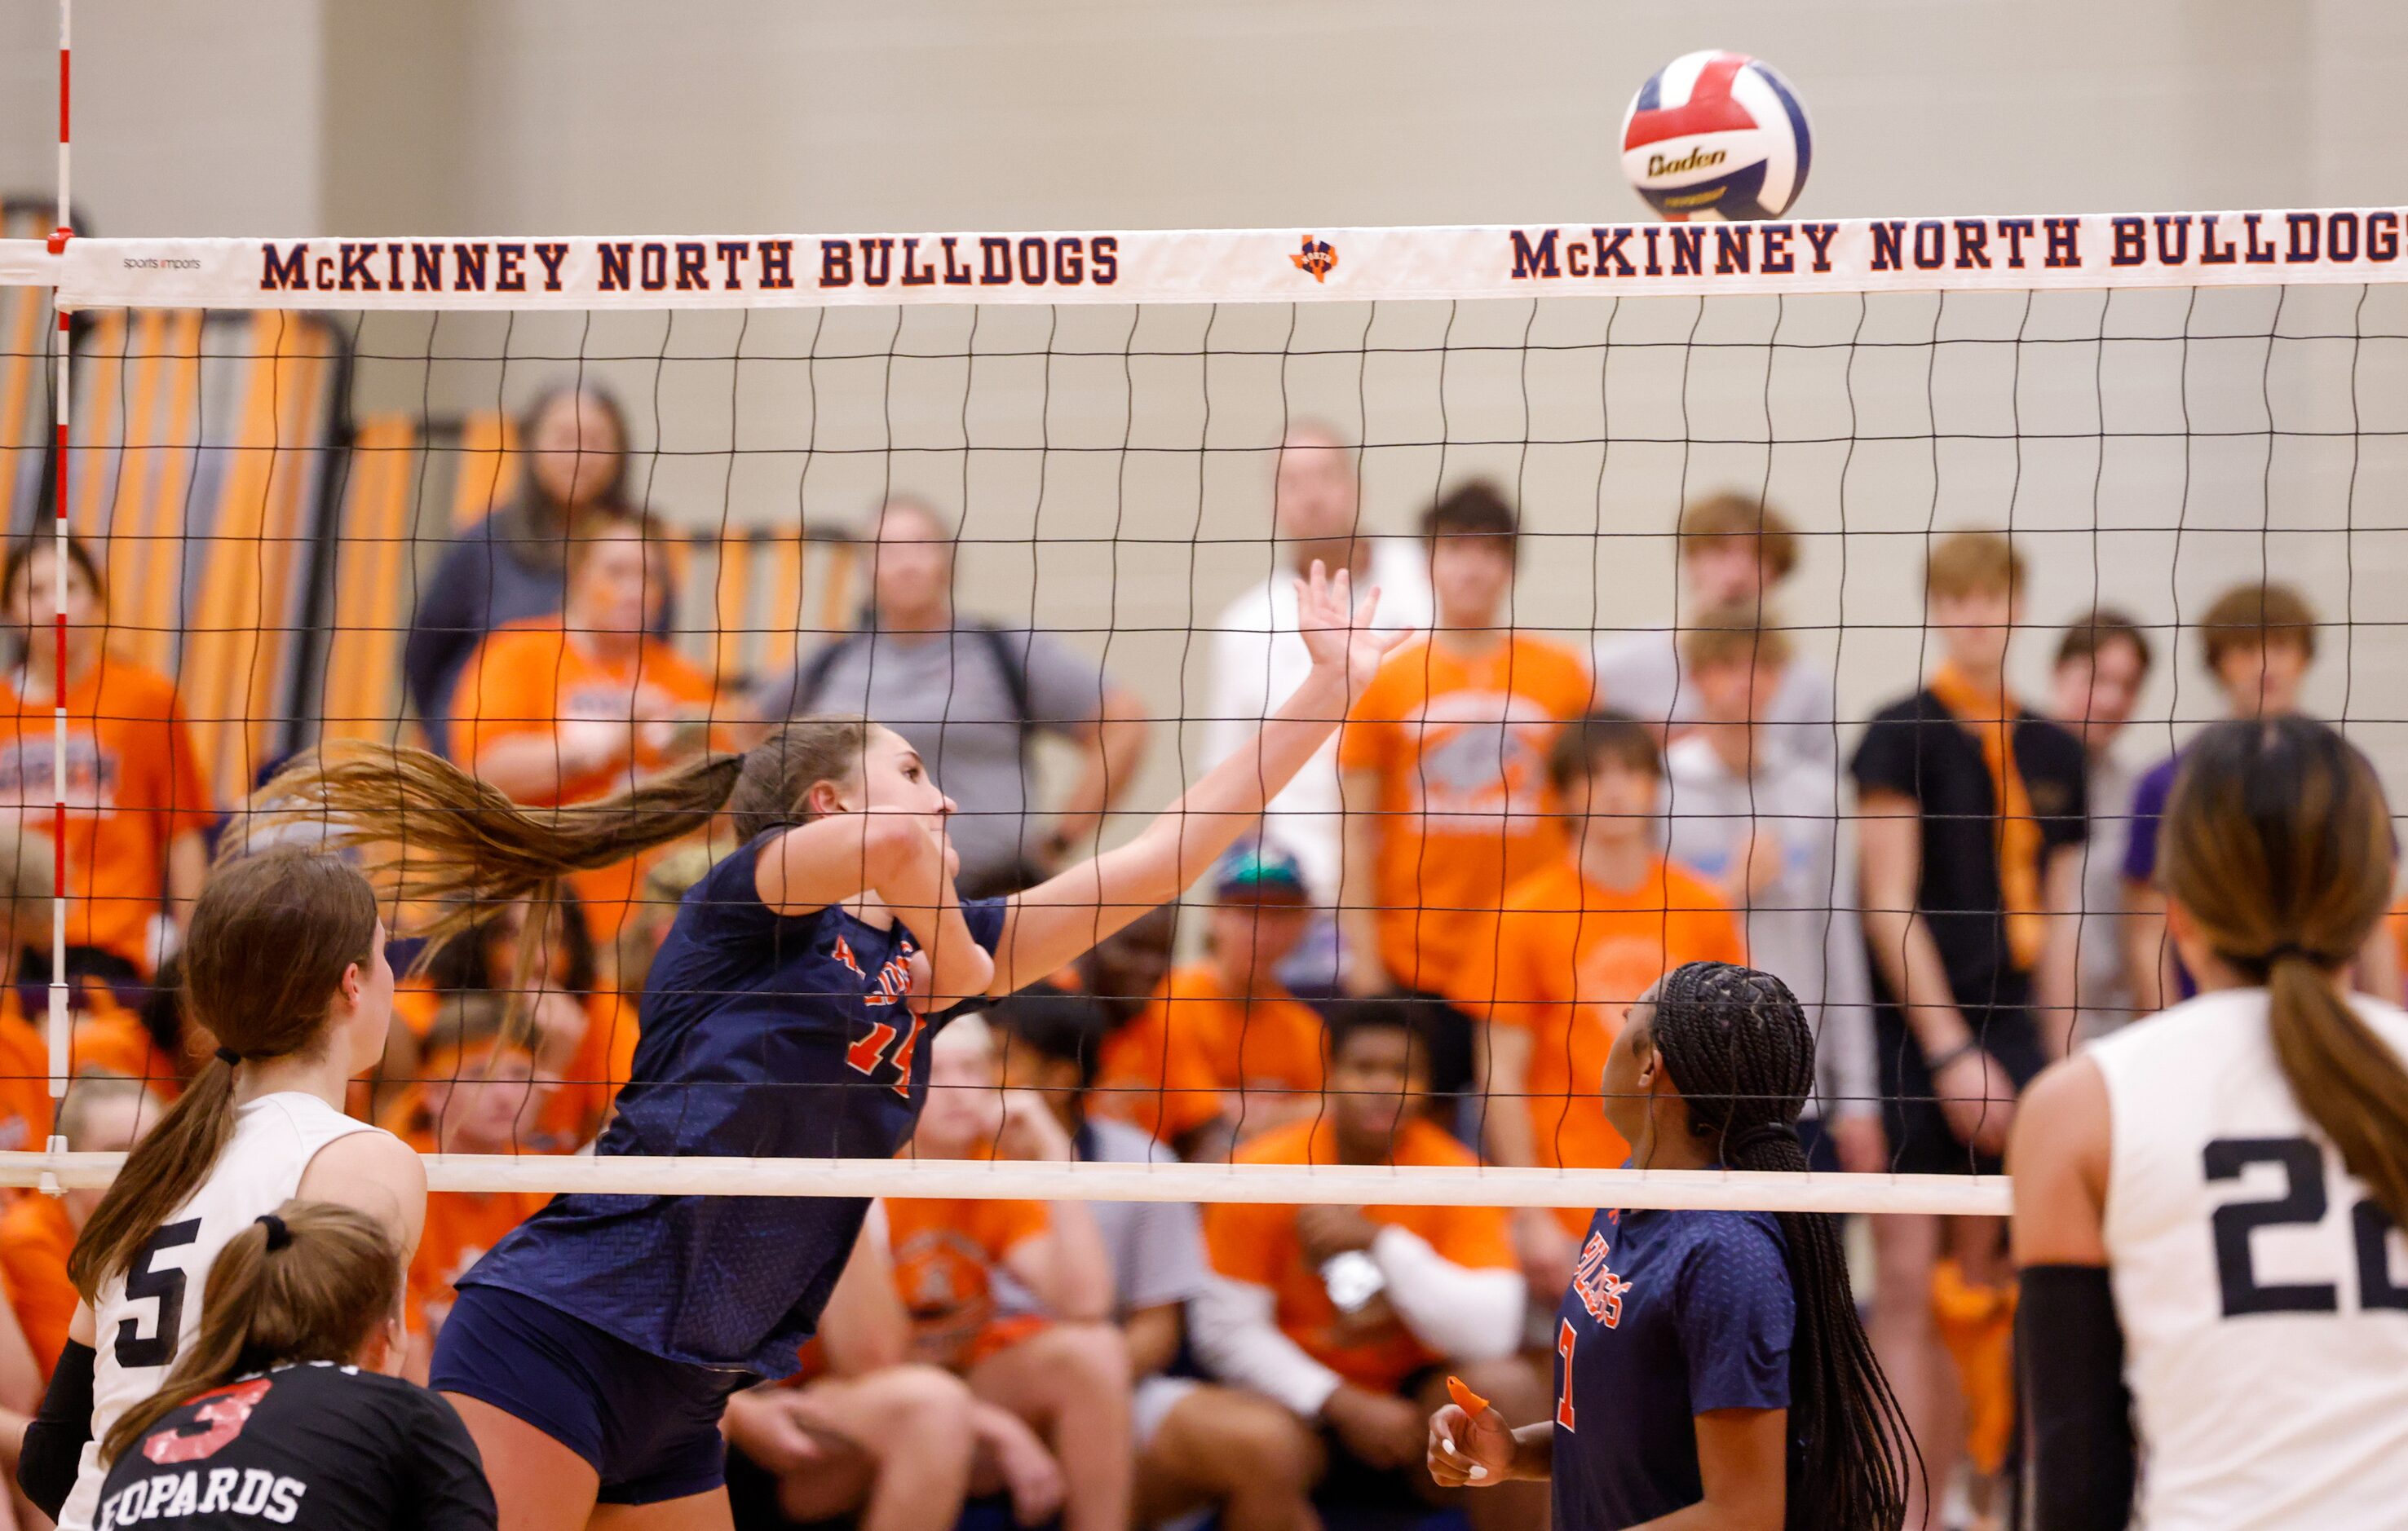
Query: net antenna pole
[{"left": 40, "top": 0, "right": 72, "bottom": 1198}]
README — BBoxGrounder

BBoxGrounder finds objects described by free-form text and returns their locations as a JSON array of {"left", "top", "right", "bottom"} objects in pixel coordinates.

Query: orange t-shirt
[
  {"left": 448, "top": 622, "right": 722, "bottom": 940},
  {"left": 382, "top": 1118, "right": 550, "bottom": 1339},
  {"left": 1094, "top": 964, "right": 1325, "bottom": 1144},
  {"left": 0, "top": 980, "right": 166, "bottom": 1148},
  {"left": 0, "top": 661, "right": 213, "bottom": 970},
  {"left": 1204, "top": 1116, "right": 1515, "bottom": 1393},
  {"left": 884, "top": 1196, "right": 1052, "bottom": 1371},
  {"left": 1337, "top": 634, "right": 1591, "bottom": 993},
  {"left": 1450, "top": 858, "right": 1745, "bottom": 1215},
  {"left": 539, "top": 991, "right": 640, "bottom": 1149},
  {"left": 0, "top": 1191, "right": 76, "bottom": 1377}
]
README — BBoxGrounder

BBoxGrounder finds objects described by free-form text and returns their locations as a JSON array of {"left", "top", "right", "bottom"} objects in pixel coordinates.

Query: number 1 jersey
[
  {"left": 2092, "top": 986, "right": 2408, "bottom": 1530},
  {"left": 60, "top": 1093, "right": 382, "bottom": 1531}
]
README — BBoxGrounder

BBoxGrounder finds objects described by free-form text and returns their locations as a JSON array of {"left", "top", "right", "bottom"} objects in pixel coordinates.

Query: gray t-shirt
[
  {"left": 757, "top": 623, "right": 1108, "bottom": 889},
  {"left": 2073, "top": 749, "right": 2139, "bottom": 1041},
  {"left": 994, "top": 1115, "right": 1208, "bottom": 1325},
  {"left": 1593, "top": 629, "right": 1840, "bottom": 768}
]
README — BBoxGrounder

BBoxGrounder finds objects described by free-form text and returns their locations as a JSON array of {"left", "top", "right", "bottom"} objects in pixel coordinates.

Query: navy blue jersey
[
  {"left": 1550, "top": 1205, "right": 1794, "bottom": 1530},
  {"left": 457, "top": 832, "right": 1007, "bottom": 1377}
]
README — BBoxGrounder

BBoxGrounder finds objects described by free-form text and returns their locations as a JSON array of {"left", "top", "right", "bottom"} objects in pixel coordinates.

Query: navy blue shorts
[{"left": 431, "top": 1283, "right": 753, "bottom": 1506}]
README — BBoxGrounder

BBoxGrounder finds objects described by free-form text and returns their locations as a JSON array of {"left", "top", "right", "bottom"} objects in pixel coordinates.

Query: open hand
[{"left": 1294, "top": 559, "right": 1405, "bottom": 700}]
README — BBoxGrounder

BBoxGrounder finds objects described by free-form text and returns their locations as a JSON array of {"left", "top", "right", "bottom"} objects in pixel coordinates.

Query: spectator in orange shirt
[
  {"left": 1191, "top": 1001, "right": 1542, "bottom": 1531},
  {"left": 992, "top": 990, "right": 1319, "bottom": 1531},
  {"left": 1451, "top": 713, "right": 1747, "bottom": 1295},
  {"left": 379, "top": 996, "right": 553, "bottom": 1375},
  {"left": 0, "top": 532, "right": 213, "bottom": 983},
  {"left": 0, "top": 1072, "right": 152, "bottom": 1378},
  {"left": 895, "top": 1017, "right": 1129, "bottom": 1531},
  {"left": 1339, "top": 482, "right": 1592, "bottom": 1098},
  {"left": 450, "top": 505, "right": 720, "bottom": 941},
  {"left": 724, "top": 1202, "right": 1068, "bottom": 1531},
  {"left": 1093, "top": 842, "right": 1324, "bottom": 1158}
]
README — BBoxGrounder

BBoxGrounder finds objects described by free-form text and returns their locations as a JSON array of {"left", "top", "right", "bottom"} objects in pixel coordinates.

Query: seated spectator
[
  {"left": 1033, "top": 902, "right": 1179, "bottom": 1028},
  {"left": 0, "top": 532, "right": 212, "bottom": 983},
  {"left": 1851, "top": 529, "right": 2087, "bottom": 1520},
  {"left": 0, "top": 1073, "right": 152, "bottom": 1378},
  {"left": 1092, "top": 843, "right": 1325, "bottom": 1158},
  {"left": 404, "top": 384, "right": 664, "bottom": 743},
  {"left": 724, "top": 1202, "right": 1067, "bottom": 1531},
  {"left": 990, "top": 990, "right": 1320, "bottom": 1531},
  {"left": 450, "top": 505, "right": 720, "bottom": 941},
  {"left": 377, "top": 996, "right": 552, "bottom": 1377},
  {"left": 2122, "top": 581, "right": 2397, "bottom": 1008},
  {"left": 1337, "top": 481, "right": 1591, "bottom": 1098},
  {"left": 891, "top": 1017, "right": 1131, "bottom": 1531},
  {"left": 2047, "top": 609, "right": 2155, "bottom": 1039},
  {"left": 1660, "top": 607, "right": 1880, "bottom": 1171},
  {"left": 1206, "top": 423, "right": 1434, "bottom": 989},
  {"left": 1592, "top": 491, "right": 1838, "bottom": 766},
  {"left": 68, "top": 955, "right": 202, "bottom": 1101},
  {"left": 89, "top": 1200, "right": 496, "bottom": 1531},
  {"left": 1451, "top": 714, "right": 1746, "bottom": 1295},
  {"left": 753, "top": 496, "right": 1149, "bottom": 898},
  {"left": 1191, "top": 999, "right": 1540, "bottom": 1531}
]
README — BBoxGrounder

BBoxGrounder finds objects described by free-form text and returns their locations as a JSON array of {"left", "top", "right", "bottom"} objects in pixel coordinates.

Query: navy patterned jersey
[
  {"left": 1550, "top": 1204, "right": 1794, "bottom": 1530},
  {"left": 457, "top": 832, "right": 1007, "bottom": 1377}
]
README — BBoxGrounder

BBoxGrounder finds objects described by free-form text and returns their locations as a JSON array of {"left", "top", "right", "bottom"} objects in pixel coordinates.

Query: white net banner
[{"left": 8, "top": 205, "right": 2408, "bottom": 309}]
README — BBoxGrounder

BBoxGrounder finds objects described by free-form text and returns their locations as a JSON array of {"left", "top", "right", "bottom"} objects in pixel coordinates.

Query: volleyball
[{"left": 1621, "top": 51, "right": 1813, "bottom": 222}]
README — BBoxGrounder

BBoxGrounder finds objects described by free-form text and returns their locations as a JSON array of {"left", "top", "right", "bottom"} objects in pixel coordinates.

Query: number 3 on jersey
[{"left": 2207, "top": 1136, "right": 2408, "bottom": 1317}]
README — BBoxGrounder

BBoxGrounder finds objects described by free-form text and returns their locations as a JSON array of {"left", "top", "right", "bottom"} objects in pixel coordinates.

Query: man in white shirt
[
  {"left": 1659, "top": 606, "right": 1883, "bottom": 1173},
  {"left": 1592, "top": 491, "right": 1837, "bottom": 767},
  {"left": 2046, "top": 610, "right": 2153, "bottom": 1042},
  {"left": 1204, "top": 423, "right": 1431, "bottom": 991}
]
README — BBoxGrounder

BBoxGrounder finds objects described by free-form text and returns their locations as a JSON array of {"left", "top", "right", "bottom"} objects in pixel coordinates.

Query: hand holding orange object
[{"left": 1429, "top": 1374, "right": 1513, "bottom": 1487}]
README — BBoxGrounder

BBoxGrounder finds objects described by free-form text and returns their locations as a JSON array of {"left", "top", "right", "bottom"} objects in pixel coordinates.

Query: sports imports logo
[{"left": 1290, "top": 235, "right": 1337, "bottom": 283}]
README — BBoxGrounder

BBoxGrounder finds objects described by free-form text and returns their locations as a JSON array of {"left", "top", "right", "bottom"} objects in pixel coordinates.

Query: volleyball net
[{"left": 2, "top": 210, "right": 2406, "bottom": 1216}]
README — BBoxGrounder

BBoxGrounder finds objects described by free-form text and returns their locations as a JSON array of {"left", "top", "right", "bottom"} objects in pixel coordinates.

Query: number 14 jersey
[
  {"left": 60, "top": 1092, "right": 382, "bottom": 1531},
  {"left": 2093, "top": 986, "right": 2408, "bottom": 1531}
]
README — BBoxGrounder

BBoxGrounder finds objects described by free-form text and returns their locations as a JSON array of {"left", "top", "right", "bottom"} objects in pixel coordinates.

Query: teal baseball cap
[{"left": 1212, "top": 841, "right": 1310, "bottom": 902}]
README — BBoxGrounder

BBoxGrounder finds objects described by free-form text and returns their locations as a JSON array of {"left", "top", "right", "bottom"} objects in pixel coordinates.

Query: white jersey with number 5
[
  {"left": 56, "top": 1091, "right": 383, "bottom": 1531},
  {"left": 2092, "top": 986, "right": 2408, "bottom": 1531}
]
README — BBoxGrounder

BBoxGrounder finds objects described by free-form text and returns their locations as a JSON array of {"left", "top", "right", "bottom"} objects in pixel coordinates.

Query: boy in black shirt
[{"left": 1850, "top": 529, "right": 2086, "bottom": 1524}]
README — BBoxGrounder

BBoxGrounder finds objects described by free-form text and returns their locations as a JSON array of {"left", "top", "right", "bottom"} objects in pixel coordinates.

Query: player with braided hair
[{"left": 1429, "top": 960, "right": 1915, "bottom": 1530}]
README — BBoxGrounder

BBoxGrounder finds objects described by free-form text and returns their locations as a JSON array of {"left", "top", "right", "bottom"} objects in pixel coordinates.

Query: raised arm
[
  {"left": 756, "top": 813, "right": 994, "bottom": 1005},
  {"left": 987, "top": 563, "right": 1399, "bottom": 997}
]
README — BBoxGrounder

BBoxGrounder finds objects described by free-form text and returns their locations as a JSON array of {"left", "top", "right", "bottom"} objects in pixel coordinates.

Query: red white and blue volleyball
[{"left": 1621, "top": 51, "right": 1813, "bottom": 223}]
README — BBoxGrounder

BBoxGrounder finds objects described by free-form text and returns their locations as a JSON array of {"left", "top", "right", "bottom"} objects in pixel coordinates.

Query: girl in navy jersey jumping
[
  {"left": 1429, "top": 960, "right": 1914, "bottom": 1530},
  {"left": 247, "top": 563, "right": 1395, "bottom": 1531}
]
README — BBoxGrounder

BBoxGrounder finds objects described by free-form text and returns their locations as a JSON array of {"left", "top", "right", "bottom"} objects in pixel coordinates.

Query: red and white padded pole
[{"left": 45, "top": 0, "right": 71, "bottom": 1127}]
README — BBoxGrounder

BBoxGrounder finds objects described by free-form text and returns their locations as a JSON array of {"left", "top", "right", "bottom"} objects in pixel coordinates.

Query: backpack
[{"left": 789, "top": 620, "right": 1036, "bottom": 762}]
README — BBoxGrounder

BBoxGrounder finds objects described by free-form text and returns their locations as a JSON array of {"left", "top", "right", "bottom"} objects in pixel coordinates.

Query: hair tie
[
  {"left": 2262, "top": 942, "right": 2322, "bottom": 967},
  {"left": 254, "top": 1213, "right": 291, "bottom": 1252},
  {"left": 1726, "top": 1120, "right": 1799, "bottom": 1160},
  {"left": 214, "top": 1047, "right": 241, "bottom": 1067}
]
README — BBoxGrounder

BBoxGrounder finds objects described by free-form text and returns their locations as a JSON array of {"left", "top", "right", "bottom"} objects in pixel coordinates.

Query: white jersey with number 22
[
  {"left": 56, "top": 1091, "right": 383, "bottom": 1531},
  {"left": 2092, "top": 986, "right": 2408, "bottom": 1531}
]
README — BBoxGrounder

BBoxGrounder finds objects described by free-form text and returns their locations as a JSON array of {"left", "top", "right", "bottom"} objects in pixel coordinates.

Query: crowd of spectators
[{"left": 0, "top": 383, "right": 2379, "bottom": 1530}]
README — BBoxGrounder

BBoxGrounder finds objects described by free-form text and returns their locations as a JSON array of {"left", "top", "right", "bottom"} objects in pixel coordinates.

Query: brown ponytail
[
  {"left": 99, "top": 1200, "right": 400, "bottom": 1464},
  {"left": 2160, "top": 716, "right": 2408, "bottom": 1229},
  {"left": 68, "top": 850, "right": 379, "bottom": 1300},
  {"left": 242, "top": 721, "right": 873, "bottom": 952}
]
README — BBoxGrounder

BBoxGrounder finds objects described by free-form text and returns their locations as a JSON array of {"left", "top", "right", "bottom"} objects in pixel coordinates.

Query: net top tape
[{"left": 7, "top": 206, "right": 2408, "bottom": 310}]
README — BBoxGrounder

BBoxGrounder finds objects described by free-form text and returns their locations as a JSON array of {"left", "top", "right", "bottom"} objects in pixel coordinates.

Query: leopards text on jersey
[
  {"left": 457, "top": 832, "right": 1009, "bottom": 1375},
  {"left": 1550, "top": 1203, "right": 1792, "bottom": 1530},
  {"left": 2090, "top": 987, "right": 2408, "bottom": 1530},
  {"left": 95, "top": 1361, "right": 493, "bottom": 1530},
  {"left": 60, "top": 1093, "right": 384, "bottom": 1531}
]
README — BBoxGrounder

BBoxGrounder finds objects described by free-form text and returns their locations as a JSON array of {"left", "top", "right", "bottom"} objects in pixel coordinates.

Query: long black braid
[{"left": 1649, "top": 960, "right": 1918, "bottom": 1531}]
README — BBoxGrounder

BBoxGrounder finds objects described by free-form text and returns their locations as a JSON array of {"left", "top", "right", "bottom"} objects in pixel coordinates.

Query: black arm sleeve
[
  {"left": 401, "top": 1391, "right": 500, "bottom": 1531},
  {"left": 17, "top": 1338, "right": 95, "bottom": 1519},
  {"left": 2017, "top": 1264, "right": 2136, "bottom": 1531}
]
